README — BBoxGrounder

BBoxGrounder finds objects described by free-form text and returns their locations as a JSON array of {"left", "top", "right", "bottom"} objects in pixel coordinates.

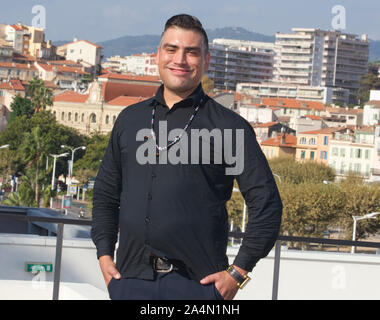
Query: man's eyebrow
[{"left": 162, "top": 43, "right": 202, "bottom": 51}]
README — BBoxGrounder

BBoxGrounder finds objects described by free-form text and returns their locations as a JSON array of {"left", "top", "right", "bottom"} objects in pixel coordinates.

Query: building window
[
  {"left": 81, "top": 113, "right": 84, "bottom": 122},
  {"left": 323, "top": 136, "right": 328, "bottom": 145},
  {"left": 75, "top": 113, "right": 78, "bottom": 122},
  {"left": 301, "top": 150, "right": 306, "bottom": 159},
  {"left": 90, "top": 113, "right": 96, "bottom": 123},
  {"left": 61, "top": 112, "right": 65, "bottom": 121},
  {"left": 355, "top": 149, "right": 361, "bottom": 159},
  {"left": 68, "top": 112, "right": 71, "bottom": 121},
  {"left": 309, "top": 138, "right": 316, "bottom": 145},
  {"left": 354, "top": 163, "right": 361, "bottom": 173},
  {"left": 310, "top": 151, "right": 315, "bottom": 160},
  {"left": 365, "top": 149, "right": 371, "bottom": 159},
  {"left": 300, "top": 137, "right": 306, "bottom": 144},
  {"left": 332, "top": 147, "right": 338, "bottom": 156},
  {"left": 320, "top": 151, "right": 327, "bottom": 160},
  {"left": 340, "top": 148, "right": 345, "bottom": 157},
  {"left": 105, "top": 115, "right": 109, "bottom": 124},
  {"left": 113, "top": 115, "right": 116, "bottom": 124}
]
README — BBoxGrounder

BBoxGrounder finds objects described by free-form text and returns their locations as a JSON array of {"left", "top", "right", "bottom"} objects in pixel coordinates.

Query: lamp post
[
  {"left": 49, "top": 152, "right": 69, "bottom": 208},
  {"left": 60, "top": 145, "right": 86, "bottom": 196},
  {"left": 273, "top": 173, "right": 281, "bottom": 183},
  {"left": 351, "top": 212, "right": 380, "bottom": 254},
  {"left": 233, "top": 187, "right": 247, "bottom": 234}
]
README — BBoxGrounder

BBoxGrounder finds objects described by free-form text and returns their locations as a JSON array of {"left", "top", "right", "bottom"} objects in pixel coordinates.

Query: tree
[
  {"left": 9, "top": 94, "right": 34, "bottom": 122},
  {"left": 267, "top": 156, "right": 335, "bottom": 184},
  {"left": 0, "top": 111, "right": 87, "bottom": 207},
  {"left": 358, "top": 72, "right": 380, "bottom": 105},
  {"left": 201, "top": 75, "right": 214, "bottom": 95},
  {"left": 26, "top": 77, "right": 53, "bottom": 112},
  {"left": 20, "top": 126, "right": 49, "bottom": 206}
]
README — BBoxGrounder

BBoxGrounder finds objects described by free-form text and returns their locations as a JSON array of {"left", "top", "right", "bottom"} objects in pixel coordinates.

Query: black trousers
[{"left": 107, "top": 270, "right": 224, "bottom": 300}]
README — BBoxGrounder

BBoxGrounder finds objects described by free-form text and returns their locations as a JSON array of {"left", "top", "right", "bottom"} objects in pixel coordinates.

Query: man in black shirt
[{"left": 91, "top": 14, "right": 282, "bottom": 300}]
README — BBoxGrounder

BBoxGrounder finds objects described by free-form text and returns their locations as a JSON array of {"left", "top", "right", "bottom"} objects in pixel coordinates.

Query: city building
[
  {"left": 0, "top": 38, "right": 13, "bottom": 62},
  {"left": 252, "top": 122, "right": 295, "bottom": 144},
  {"left": 328, "top": 126, "right": 375, "bottom": 179},
  {"left": 295, "top": 127, "right": 347, "bottom": 164},
  {"left": 207, "top": 38, "right": 274, "bottom": 91},
  {"left": 370, "top": 124, "right": 380, "bottom": 182},
  {"left": 324, "top": 106, "right": 363, "bottom": 127},
  {"left": 260, "top": 133, "right": 297, "bottom": 159},
  {"left": 34, "top": 62, "right": 89, "bottom": 90},
  {"left": 273, "top": 28, "right": 369, "bottom": 101},
  {"left": 0, "top": 62, "right": 38, "bottom": 82},
  {"left": 49, "top": 74, "right": 161, "bottom": 135},
  {"left": 363, "top": 91, "right": 380, "bottom": 126},
  {"left": 236, "top": 82, "right": 350, "bottom": 105},
  {"left": 57, "top": 39, "right": 103, "bottom": 74},
  {"left": 103, "top": 53, "right": 159, "bottom": 76}
]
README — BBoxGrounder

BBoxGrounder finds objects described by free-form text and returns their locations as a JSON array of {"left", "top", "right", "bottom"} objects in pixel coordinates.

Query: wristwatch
[{"left": 226, "top": 265, "right": 251, "bottom": 289}]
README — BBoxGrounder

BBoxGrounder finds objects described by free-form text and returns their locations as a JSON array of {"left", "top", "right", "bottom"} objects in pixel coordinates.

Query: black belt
[{"left": 150, "top": 255, "right": 179, "bottom": 273}]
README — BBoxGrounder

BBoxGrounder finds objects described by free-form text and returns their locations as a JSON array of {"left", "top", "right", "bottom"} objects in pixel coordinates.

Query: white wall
[{"left": 1, "top": 234, "right": 380, "bottom": 300}]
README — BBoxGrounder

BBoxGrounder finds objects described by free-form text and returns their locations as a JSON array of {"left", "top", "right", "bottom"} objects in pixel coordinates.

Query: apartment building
[
  {"left": 295, "top": 127, "right": 347, "bottom": 164},
  {"left": 0, "top": 39, "right": 13, "bottom": 62},
  {"left": 0, "top": 62, "right": 38, "bottom": 81},
  {"left": 103, "top": 53, "right": 159, "bottom": 76},
  {"left": 371, "top": 125, "right": 380, "bottom": 182},
  {"left": 236, "top": 82, "right": 350, "bottom": 105},
  {"left": 273, "top": 28, "right": 369, "bottom": 101},
  {"left": 57, "top": 39, "right": 102, "bottom": 74},
  {"left": 206, "top": 38, "right": 274, "bottom": 91},
  {"left": 260, "top": 133, "right": 297, "bottom": 159},
  {"left": 328, "top": 126, "right": 375, "bottom": 179},
  {"left": 363, "top": 90, "right": 380, "bottom": 126}
]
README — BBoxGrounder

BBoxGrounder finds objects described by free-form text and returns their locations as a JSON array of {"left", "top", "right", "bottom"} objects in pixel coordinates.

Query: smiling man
[{"left": 91, "top": 14, "right": 282, "bottom": 300}]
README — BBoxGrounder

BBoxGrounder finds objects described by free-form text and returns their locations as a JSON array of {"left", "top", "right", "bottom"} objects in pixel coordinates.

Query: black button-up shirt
[{"left": 91, "top": 84, "right": 282, "bottom": 282}]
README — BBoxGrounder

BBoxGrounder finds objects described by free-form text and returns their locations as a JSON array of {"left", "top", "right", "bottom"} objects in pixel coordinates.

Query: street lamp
[
  {"left": 61, "top": 145, "right": 86, "bottom": 196},
  {"left": 351, "top": 212, "right": 380, "bottom": 254},
  {"left": 273, "top": 173, "right": 281, "bottom": 183},
  {"left": 49, "top": 152, "right": 69, "bottom": 208},
  {"left": 233, "top": 187, "right": 247, "bottom": 233}
]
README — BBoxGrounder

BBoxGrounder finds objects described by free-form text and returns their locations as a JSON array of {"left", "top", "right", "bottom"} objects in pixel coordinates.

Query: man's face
[{"left": 156, "top": 27, "right": 210, "bottom": 95}]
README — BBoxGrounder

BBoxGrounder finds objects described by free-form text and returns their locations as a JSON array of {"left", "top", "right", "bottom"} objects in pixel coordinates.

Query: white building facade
[
  {"left": 207, "top": 39, "right": 274, "bottom": 91},
  {"left": 273, "top": 28, "right": 369, "bottom": 100}
]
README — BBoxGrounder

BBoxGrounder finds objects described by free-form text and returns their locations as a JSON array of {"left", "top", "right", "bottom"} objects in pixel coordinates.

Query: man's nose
[{"left": 173, "top": 50, "right": 186, "bottom": 64}]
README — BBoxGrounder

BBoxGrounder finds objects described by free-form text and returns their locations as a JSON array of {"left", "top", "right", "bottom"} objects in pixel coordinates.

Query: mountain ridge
[{"left": 52, "top": 26, "right": 380, "bottom": 62}]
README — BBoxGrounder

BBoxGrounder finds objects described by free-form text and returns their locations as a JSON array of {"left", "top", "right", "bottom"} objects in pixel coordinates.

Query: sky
[{"left": 1, "top": 0, "right": 380, "bottom": 43}]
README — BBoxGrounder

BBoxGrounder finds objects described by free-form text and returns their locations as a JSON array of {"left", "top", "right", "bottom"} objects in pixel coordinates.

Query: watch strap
[{"left": 226, "top": 265, "right": 251, "bottom": 289}]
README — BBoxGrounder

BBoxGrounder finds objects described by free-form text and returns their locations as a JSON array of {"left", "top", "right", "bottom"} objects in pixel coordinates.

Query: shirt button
[
  {"left": 151, "top": 172, "right": 156, "bottom": 178},
  {"left": 145, "top": 217, "right": 150, "bottom": 224}
]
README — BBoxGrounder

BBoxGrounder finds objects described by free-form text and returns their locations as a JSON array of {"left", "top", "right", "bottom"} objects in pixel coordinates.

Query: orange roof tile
[
  {"left": 261, "top": 97, "right": 325, "bottom": 111},
  {"left": 299, "top": 127, "right": 347, "bottom": 135},
  {"left": 107, "top": 96, "right": 146, "bottom": 106},
  {"left": 261, "top": 133, "right": 297, "bottom": 147},
  {"left": 305, "top": 115, "right": 322, "bottom": 120},
  {"left": 98, "top": 73, "right": 161, "bottom": 83},
  {"left": 0, "top": 62, "right": 37, "bottom": 70},
  {"left": 101, "top": 82, "right": 158, "bottom": 103},
  {"left": 251, "top": 121, "right": 278, "bottom": 128},
  {"left": 54, "top": 91, "right": 89, "bottom": 103}
]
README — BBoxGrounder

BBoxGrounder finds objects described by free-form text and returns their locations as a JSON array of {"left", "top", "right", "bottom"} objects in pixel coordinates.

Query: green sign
[{"left": 25, "top": 262, "right": 53, "bottom": 273}]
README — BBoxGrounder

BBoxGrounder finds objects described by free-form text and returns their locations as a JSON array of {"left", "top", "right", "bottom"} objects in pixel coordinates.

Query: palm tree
[
  {"left": 27, "top": 77, "right": 53, "bottom": 112},
  {"left": 20, "top": 127, "right": 50, "bottom": 206}
]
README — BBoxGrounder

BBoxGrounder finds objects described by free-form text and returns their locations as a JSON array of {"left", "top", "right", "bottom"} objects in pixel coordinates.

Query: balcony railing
[{"left": 1, "top": 210, "right": 380, "bottom": 300}]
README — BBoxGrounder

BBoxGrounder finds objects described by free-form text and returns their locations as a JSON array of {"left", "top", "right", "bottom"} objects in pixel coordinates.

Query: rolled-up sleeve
[
  {"left": 91, "top": 119, "right": 122, "bottom": 259},
  {"left": 233, "top": 121, "right": 282, "bottom": 272}
]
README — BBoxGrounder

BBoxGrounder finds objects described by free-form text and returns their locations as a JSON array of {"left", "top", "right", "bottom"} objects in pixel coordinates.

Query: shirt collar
[{"left": 151, "top": 83, "right": 205, "bottom": 109}]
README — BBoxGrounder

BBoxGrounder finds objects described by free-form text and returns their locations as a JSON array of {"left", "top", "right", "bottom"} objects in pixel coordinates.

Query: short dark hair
[{"left": 161, "top": 14, "right": 209, "bottom": 53}]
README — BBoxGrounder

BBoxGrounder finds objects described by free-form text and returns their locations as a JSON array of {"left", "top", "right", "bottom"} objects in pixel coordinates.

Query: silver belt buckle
[{"left": 154, "top": 257, "right": 173, "bottom": 273}]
